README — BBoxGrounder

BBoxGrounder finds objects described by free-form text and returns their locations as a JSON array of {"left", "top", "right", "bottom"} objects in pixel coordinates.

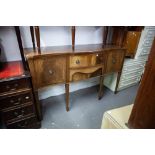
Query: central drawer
[{"left": 69, "top": 53, "right": 104, "bottom": 69}]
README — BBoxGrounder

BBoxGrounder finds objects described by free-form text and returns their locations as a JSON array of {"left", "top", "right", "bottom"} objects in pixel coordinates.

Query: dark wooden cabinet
[{"left": 0, "top": 62, "right": 41, "bottom": 129}]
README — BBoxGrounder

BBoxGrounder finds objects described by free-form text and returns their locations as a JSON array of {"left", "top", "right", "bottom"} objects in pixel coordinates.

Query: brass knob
[
  {"left": 76, "top": 59, "right": 80, "bottom": 64},
  {"left": 49, "top": 70, "right": 53, "bottom": 75},
  {"left": 25, "top": 96, "right": 29, "bottom": 100},
  {"left": 112, "top": 58, "right": 116, "bottom": 64}
]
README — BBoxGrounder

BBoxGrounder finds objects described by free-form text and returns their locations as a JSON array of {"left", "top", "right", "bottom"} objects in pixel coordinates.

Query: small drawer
[
  {"left": 0, "top": 90, "right": 33, "bottom": 110},
  {"left": 70, "top": 53, "right": 104, "bottom": 68},
  {"left": 2, "top": 104, "right": 34, "bottom": 122},
  {"left": 0, "top": 78, "right": 31, "bottom": 95},
  {"left": 6, "top": 115, "right": 38, "bottom": 129}
]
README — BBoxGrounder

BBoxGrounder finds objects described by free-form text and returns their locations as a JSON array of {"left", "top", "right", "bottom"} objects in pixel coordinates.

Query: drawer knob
[
  {"left": 10, "top": 99, "right": 14, "bottom": 103},
  {"left": 21, "top": 110, "right": 25, "bottom": 114},
  {"left": 6, "top": 85, "right": 10, "bottom": 90},
  {"left": 14, "top": 112, "right": 18, "bottom": 116},
  {"left": 76, "top": 59, "right": 80, "bottom": 64},
  {"left": 112, "top": 58, "right": 116, "bottom": 64},
  {"left": 18, "top": 98, "right": 22, "bottom": 101},
  {"left": 17, "top": 121, "right": 28, "bottom": 128},
  {"left": 14, "top": 83, "right": 19, "bottom": 87},
  {"left": 25, "top": 96, "right": 30, "bottom": 100},
  {"left": 49, "top": 70, "right": 53, "bottom": 75}
]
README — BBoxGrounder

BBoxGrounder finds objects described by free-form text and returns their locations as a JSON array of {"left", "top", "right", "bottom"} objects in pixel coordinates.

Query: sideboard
[
  {"left": 15, "top": 26, "right": 126, "bottom": 120},
  {"left": 24, "top": 44, "right": 126, "bottom": 112}
]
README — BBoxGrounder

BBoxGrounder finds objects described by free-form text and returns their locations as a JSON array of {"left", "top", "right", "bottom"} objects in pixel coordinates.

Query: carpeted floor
[{"left": 40, "top": 84, "right": 139, "bottom": 129}]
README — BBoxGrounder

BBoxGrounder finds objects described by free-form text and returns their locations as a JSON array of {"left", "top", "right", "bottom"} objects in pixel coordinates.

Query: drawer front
[
  {"left": 2, "top": 104, "right": 34, "bottom": 122},
  {"left": 0, "top": 90, "right": 33, "bottom": 110},
  {"left": 70, "top": 53, "right": 104, "bottom": 68},
  {"left": 34, "top": 56, "right": 66, "bottom": 88},
  {"left": 6, "top": 115, "right": 38, "bottom": 129},
  {"left": 106, "top": 51, "right": 125, "bottom": 73},
  {"left": 0, "top": 78, "right": 31, "bottom": 95}
]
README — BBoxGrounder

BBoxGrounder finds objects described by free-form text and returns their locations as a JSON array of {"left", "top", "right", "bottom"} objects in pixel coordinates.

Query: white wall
[{"left": 0, "top": 26, "right": 103, "bottom": 99}]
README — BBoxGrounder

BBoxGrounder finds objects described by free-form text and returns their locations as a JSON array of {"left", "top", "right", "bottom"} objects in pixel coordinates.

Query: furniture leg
[
  {"left": 30, "top": 26, "right": 36, "bottom": 50},
  {"left": 34, "top": 26, "right": 41, "bottom": 54},
  {"left": 65, "top": 83, "right": 70, "bottom": 111},
  {"left": 98, "top": 75, "right": 104, "bottom": 100},
  {"left": 34, "top": 90, "right": 42, "bottom": 121}
]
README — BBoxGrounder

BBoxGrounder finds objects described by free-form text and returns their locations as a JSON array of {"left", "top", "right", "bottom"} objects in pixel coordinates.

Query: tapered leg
[
  {"left": 98, "top": 75, "right": 104, "bottom": 100},
  {"left": 34, "top": 90, "right": 42, "bottom": 121},
  {"left": 65, "top": 83, "right": 70, "bottom": 111}
]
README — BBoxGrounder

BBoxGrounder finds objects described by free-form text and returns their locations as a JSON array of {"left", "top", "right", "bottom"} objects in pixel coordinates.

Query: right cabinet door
[{"left": 105, "top": 50, "right": 125, "bottom": 73}]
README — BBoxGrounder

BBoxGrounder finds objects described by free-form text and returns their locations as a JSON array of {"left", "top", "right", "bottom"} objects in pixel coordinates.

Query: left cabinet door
[{"left": 33, "top": 55, "right": 67, "bottom": 88}]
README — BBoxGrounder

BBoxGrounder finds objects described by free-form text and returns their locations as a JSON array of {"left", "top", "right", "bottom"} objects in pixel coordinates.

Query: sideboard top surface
[{"left": 24, "top": 44, "right": 126, "bottom": 58}]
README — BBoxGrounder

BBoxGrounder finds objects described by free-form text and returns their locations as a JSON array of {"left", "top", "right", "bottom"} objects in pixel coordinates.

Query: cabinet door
[
  {"left": 124, "top": 31, "right": 141, "bottom": 57},
  {"left": 105, "top": 50, "right": 125, "bottom": 73},
  {"left": 34, "top": 55, "right": 66, "bottom": 88}
]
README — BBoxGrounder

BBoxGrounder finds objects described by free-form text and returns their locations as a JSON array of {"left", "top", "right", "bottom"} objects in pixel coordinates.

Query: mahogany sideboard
[{"left": 24, "top": 44, "right": 126, "bottom": 113}]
